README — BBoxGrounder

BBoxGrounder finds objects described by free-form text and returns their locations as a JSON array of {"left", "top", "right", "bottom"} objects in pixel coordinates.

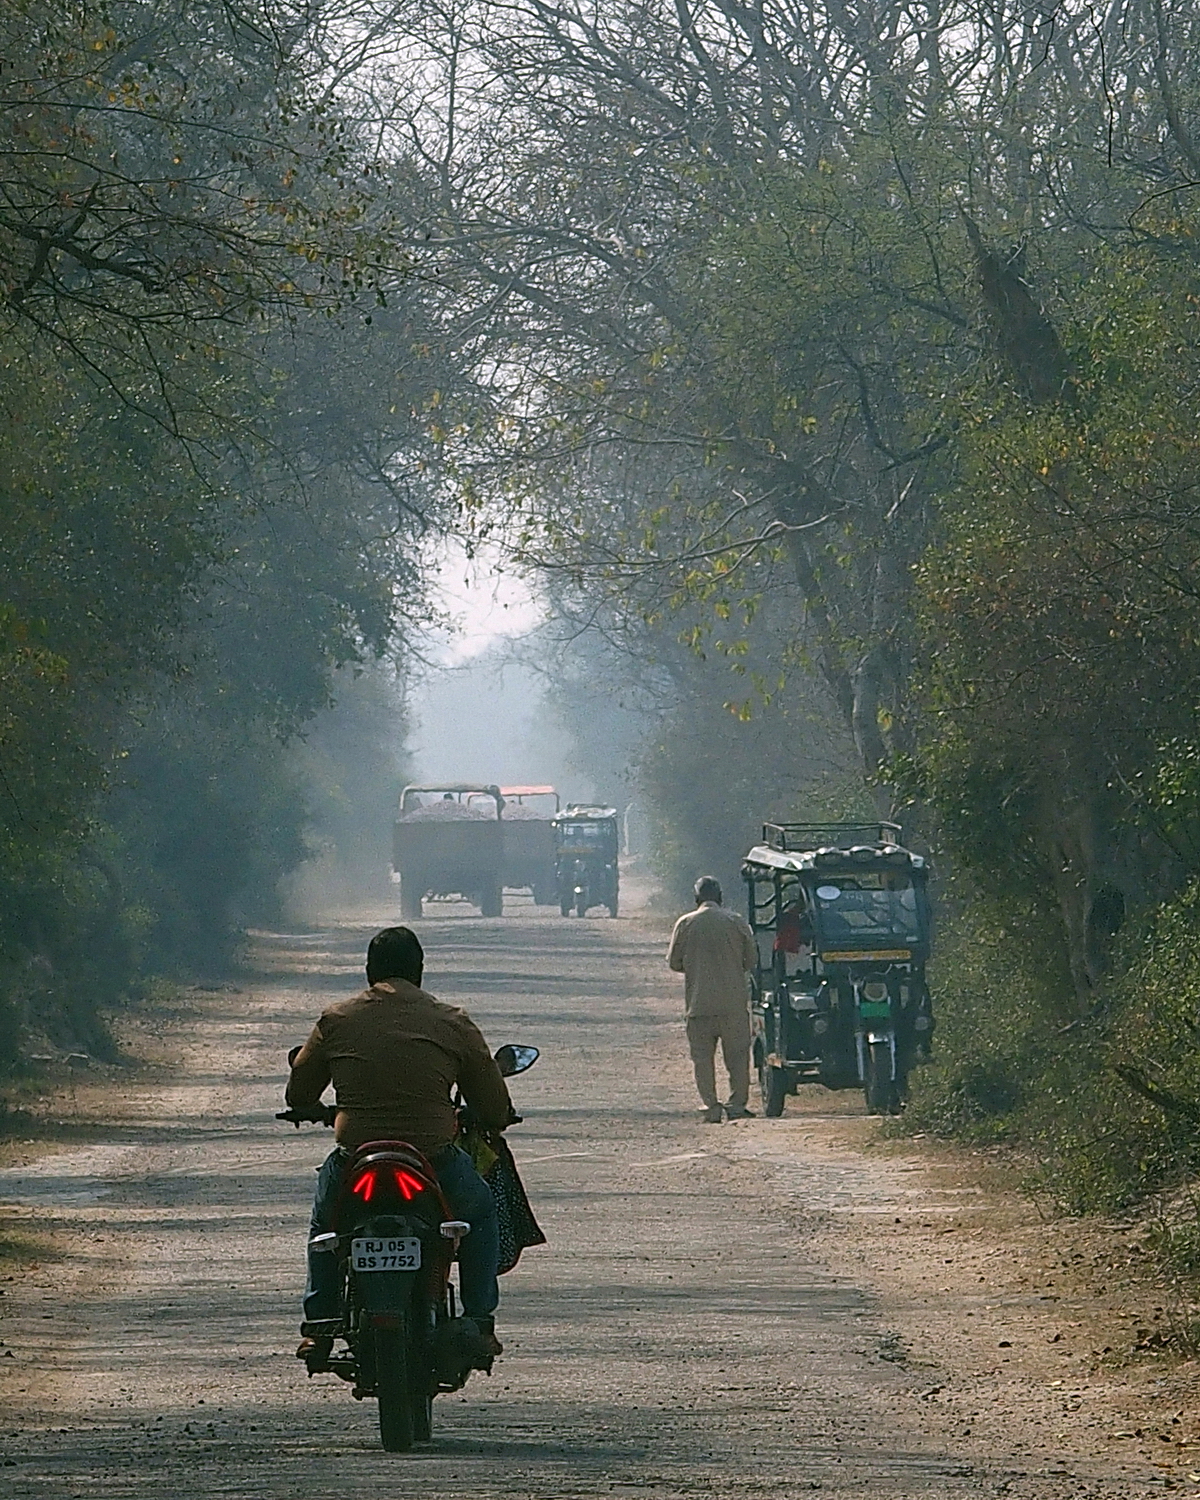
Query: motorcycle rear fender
[
  {"left": 346, "top": 1213, "right": 443, "bottom": 1312},
  {"left": 351, "top": 1259, "right": 421, "bottom": 1314}
]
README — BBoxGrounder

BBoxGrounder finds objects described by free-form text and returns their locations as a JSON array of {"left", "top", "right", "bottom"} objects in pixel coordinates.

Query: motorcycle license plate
[{"left": 350, "top": 1236, "right": 422, "bottom": 1272}]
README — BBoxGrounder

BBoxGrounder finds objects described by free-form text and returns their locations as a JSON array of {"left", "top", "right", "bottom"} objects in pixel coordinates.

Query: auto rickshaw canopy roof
[
  {"left": 553, "top": 805, "right": 618, "bottom": 823},
  {"left": 743, "top": 843, "right": 925, "bottom": 875},
  {"left": 743, "top": 821, "right": 925, "bottom": 878}
]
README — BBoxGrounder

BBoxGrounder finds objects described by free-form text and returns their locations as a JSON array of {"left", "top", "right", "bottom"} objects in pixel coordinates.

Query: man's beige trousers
[{"left": 685, "top": 1006, "right": 751, "bottom": 1111}]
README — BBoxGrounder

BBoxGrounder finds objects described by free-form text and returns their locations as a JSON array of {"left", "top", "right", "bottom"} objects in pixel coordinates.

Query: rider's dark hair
[
  {"left": 695, "top": 876, "right": 722, "bottom": 904},
  {"left": 366, "top": 926, "right": 424, "bottom": 985}
]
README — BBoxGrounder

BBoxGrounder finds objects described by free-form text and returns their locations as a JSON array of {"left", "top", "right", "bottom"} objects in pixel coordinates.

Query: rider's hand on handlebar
[{"left": 275, "top": 1103, "right": 337, "bottom": 1128}]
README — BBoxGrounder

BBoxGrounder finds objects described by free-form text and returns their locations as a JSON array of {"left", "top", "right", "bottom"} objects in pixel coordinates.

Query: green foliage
[
  {"left": 0, "top": 840, "right": 148, "bottom": 1069},
  {"left": 904, "top": 882, "right": 1071, "bottom": 1142},
  {"left": 909, "top": 881, "right": 1200, "bottom": 1214},
  {"left": 0, "top": 2, "right": 440, "bottom": 1066},
  {"left": 1033, "top": 883, "right": 1200, "bottom": 1212},
  {"left": 289, "top": 662, "right": 413, "bottom": 907},
  {"left": 639, "top": 684, "right": 858, "bottom": 906}
]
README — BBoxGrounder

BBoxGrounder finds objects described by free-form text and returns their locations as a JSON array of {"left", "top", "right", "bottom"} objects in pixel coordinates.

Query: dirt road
[{"left": 0, "top": 897, "right": 1185, "bottom": 1497}]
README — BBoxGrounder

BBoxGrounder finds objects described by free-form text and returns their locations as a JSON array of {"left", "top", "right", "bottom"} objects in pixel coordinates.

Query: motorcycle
[{"left": 277, "top": 1041, "right": 539, "bottom": 1452}]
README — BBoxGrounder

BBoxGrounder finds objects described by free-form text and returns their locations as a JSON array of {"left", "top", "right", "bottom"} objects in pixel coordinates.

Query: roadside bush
[
  {"left": 904, "top": 881, "right": 1069, "bottom": 1142},
  {"left": 1028, "top": 883, "right": 1200, "bottom": 1212},
  {"left": 909, "top": 878, "right": 1200, "bottom": 1213},
  {"left": 0, "top": 843, "right": 150, "bottom": 1068}
]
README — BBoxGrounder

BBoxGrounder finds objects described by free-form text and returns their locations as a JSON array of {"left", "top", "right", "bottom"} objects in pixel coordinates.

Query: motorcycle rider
[{"left": 287, "top": 925, "right": 513, "bottom": 1363}]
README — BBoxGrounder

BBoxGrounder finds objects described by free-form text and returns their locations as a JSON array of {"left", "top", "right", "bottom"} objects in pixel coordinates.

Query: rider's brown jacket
[{"left": 286, "top": 977, "right": 513, "bottom": 1154}]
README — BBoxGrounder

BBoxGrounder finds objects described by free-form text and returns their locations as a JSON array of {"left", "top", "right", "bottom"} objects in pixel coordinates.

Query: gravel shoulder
[{"left": 0, "top": 891, "right": 1194, "bottom": 1498}]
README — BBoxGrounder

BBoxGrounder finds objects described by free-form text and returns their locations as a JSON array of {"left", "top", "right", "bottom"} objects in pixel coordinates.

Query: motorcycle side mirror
[
  {"left": 287, "top": 1045, "right": 302, "bottom": 1067},
  {"left": 494, "top": 1043, "right": 539, "bottom": 1077}
]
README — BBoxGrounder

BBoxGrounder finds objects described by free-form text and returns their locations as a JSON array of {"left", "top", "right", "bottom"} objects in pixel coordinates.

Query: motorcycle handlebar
[{"left": 276, "top": 1105, "right": 336, "bottom": 1128}]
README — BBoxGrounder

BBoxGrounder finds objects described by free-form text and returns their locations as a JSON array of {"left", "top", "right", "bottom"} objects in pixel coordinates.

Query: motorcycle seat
[{"left": 350, "top": 1140, "right": 438, "bottom": 1176}]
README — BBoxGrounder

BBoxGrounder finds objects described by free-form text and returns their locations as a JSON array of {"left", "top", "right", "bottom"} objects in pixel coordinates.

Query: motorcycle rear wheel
[
  {"left": 412, "top": 1386, "right": 433, "bottom": 1443},
  {"left": 375, "top": 1322, "right": 416, "bottom": 1452}
]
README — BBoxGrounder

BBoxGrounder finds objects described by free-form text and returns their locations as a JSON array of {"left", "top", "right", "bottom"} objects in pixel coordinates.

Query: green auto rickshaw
[
  {"left": 742, "top": 822, "right": 934, "bottom": 1115},
  {"left": 551, "top": 806, "right": 619, "bottom": 917}
]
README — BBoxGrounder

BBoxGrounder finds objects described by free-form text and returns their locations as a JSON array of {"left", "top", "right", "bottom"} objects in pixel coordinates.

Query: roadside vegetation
[
  {"left": 9, "top": 0, "right": 1200, "bottom": 1250},
  {"left": 0, "top": 2, "right": 439, "bottom": 1068},
  {"left": 332, "top": 0, "right": 1200, "bottom": 1227}
]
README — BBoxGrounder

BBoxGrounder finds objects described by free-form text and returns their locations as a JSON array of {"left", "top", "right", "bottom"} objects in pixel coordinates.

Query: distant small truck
[
  {"left": 392, "top": 784, "right": 505, "bottom": 920},
  {"left": 496, "top": 785, "right": 559, "bottom": 905}
]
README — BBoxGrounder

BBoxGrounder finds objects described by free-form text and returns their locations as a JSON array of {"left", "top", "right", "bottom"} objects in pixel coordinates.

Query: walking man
[{"left": 667, "top": 876, "right": 758, "bottom": 1122}]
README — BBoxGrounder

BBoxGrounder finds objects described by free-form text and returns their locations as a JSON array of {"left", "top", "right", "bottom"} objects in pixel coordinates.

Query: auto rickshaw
[
  {"left": 551, "top": 806, "right": 619, "bottom": 917},
  {"left": 741, "top": 822, "right": 934, "bottom": 1116}
]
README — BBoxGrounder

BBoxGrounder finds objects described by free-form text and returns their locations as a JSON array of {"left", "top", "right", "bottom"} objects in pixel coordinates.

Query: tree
[{"left": 0, "top": 1, "right": 449, "bottom": 1061}]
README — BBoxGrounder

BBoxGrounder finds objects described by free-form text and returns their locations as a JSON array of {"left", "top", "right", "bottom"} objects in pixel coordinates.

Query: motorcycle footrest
[{"left": 300, "top": 1318, "right": 343, "bottom": 1339}]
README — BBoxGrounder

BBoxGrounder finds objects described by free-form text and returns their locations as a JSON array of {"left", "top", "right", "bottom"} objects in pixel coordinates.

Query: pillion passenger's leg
[
  {"left": 435, "top": 1145, "right": 500, "bottom": 1321},
  {"left": 719, "top": 1005, "right": 753, "bottom": 1114},
  {"left": 302, "top": 1146, "right": 349, "bottom": 1323}
]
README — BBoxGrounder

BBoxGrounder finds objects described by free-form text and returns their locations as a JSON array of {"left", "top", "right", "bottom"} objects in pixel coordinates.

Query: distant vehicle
[
  {"left": 494, "top": 786, "right": 560, "bottom": 906},
  {"left": 552, "top": 806, "right": 619, "bottom": 917},
  {"left": 392, "top": 785, "right": 505, "bottom": 919},
  {"left": 741, "top": 822, "right": 934, "bottom": 1116}
]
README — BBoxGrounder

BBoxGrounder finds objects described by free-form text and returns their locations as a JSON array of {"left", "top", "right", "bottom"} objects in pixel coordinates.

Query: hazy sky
[
  {"left": 408, "top": 541, "right": 594, "bottom": 801},
  {"left": 431, "top": 540, "right": 543, "bottom": 665}
]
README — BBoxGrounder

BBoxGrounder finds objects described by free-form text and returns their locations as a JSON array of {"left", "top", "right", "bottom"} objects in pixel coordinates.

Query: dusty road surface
[{"left": 0, "top": 896, "right": 1181, "bottom": 1498}]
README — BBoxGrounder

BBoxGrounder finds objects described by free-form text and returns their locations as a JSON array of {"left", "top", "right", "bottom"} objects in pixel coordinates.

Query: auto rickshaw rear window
[
  {"left": 559, "top": 824, "right": 606, "bottom": 846},
  {"left": 814, "top": 875, "right": 920, "bottom": 942}
]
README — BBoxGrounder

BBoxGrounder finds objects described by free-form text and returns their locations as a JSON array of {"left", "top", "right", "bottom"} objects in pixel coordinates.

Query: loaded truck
[
  {"left": 496, "top": 785, "right": 559, "bottom": 905},
  {"left": 392, "top": 784, "right": 505, "bottom": 920}
]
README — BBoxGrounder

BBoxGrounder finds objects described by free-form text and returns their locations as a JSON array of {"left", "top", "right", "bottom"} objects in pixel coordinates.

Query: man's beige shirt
[
  {"left": 667, "top": 901, "right": 757, "bottom": 1017},
  {"left": 285, "top": 977, "right": 512, "bottom": 1153}
]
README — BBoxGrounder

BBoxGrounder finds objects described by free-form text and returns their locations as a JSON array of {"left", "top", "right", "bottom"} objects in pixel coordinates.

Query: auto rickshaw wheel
[
  {"left": 864, "top": 1039, "right": 901, "bottom": 1115},
  {"left": 760, "top": 1061, "right": 788, "bottom": 1118},
  {"left": 559, "top": 896, "right": 571, "bottom": 917}
]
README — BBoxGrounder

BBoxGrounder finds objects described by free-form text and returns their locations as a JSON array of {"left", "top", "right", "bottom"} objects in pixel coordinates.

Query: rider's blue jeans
[{"left": 303, "top": 1143, "right": 500, "bottom": 1323}]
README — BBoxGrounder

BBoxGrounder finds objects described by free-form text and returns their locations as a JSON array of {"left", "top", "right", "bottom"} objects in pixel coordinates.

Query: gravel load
[{"left": 398, "top": 799, "right": 496, "bottom": 822}]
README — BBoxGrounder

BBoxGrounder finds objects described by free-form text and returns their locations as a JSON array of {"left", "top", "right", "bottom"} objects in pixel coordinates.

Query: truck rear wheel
[
  {"left": 480, "top": 878, "right": 503, "bottom": 918},
  {"left": 399, "top": 882, "right": 423, "bottom": 921}
]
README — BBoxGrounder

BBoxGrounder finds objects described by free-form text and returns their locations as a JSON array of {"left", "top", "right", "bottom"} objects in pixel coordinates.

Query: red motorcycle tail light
[
  {"left": 349, "top": 1165, "right": 427, "bottom": 1203},
  {"left": 393, "top": 1169, "right": 426, "bottom": 1200}
]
